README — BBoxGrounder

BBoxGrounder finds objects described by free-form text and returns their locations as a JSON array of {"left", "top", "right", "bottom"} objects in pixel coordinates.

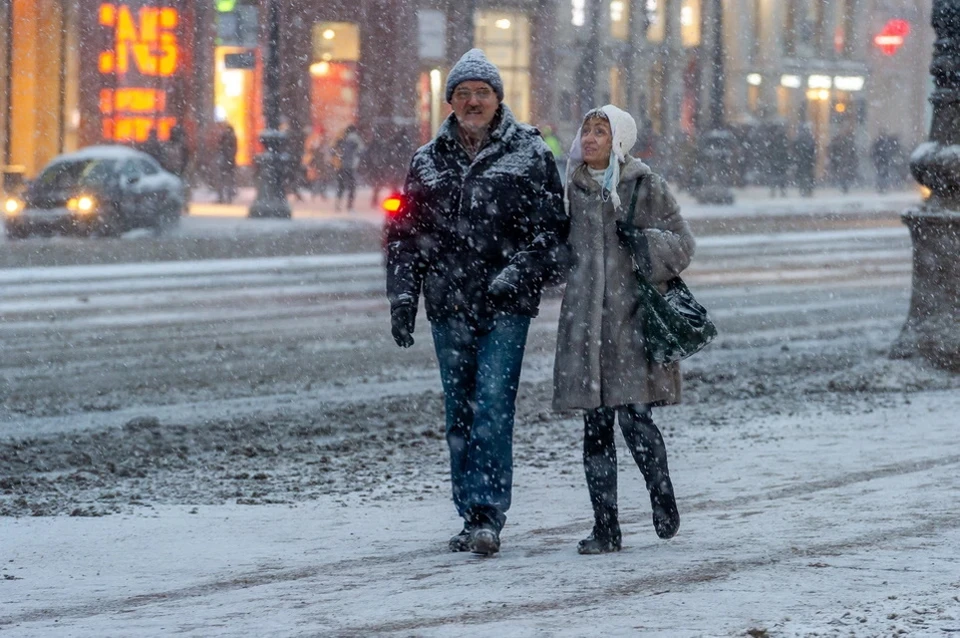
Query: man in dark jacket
[{"left": 385, "top": 48, "right": 569, "bottom": 556}]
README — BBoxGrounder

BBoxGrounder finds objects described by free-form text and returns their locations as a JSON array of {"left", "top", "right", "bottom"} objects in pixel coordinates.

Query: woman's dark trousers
[{"left": 583, "top": 404, "right": 679, "bottom": 539}]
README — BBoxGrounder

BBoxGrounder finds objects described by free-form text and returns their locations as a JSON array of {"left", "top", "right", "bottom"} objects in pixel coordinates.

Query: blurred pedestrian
[
  {"left": 871, "top": 132, "right": 904, "bottom": 194},
  {"left": 333, "top": 125, "right": 364, "bottom": 212},
  {"left": 384, "top": 48, "right": 568, "bottom": 556},
  {"left": 167, "top": 125, "right": 189, "bottom": 177},
  {"left": 541, "top": 124, "right": 564, "bottom": 167},
  {"left": 554, "top": 104, "right": 689, "bottom": 554},
  {"left": 767, "top": 122, "right": 790, "bottom": 197},
  {"left": 141, "top": 129, "right": 165, "bottom": 165},
  {"left": 216, "top": 122, "right": 238, "bottom": 204},
  {"left": 794, "top": 124, "right": 816, "bottom": 197},
  {"left": 308, "top": 134, "right": 331, "bottom": 200},
  {"left": 167, "top": 124, "right": 191, "bottom": 205},
  {"left": 828, "top": 130, "right": 858, "bottom": 194},
  {"left": 365, "top": 129, "right": 406, "bottom": 208},
  {"left": 283, "top": 124, "right": 307, "bottom": 202}
]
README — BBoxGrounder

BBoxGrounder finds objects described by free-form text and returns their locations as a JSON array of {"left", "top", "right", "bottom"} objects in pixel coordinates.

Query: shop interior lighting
[
  {"left": 310, "top": 61, "right": 330, "bottom": 76},
  {"left": 746, "top": 73, "right": 762, "bottom": 86},
  {"left": 833, "top": 76, "right": 865, "bottom": 91},
  {"left": 495, "top": 18, "right": 512, "bottom": 29},
  {"left": 780, "top": 74, "right": 802, "bottom": 89},
  {"left": 808, "top": 74, "right": 832, "bottom": 89},
  {"left": 610, "top": 1, "right": 625, "bottom": 23},
  {"left": 572, "top": 0, "right": 585, "bottom": 26}
]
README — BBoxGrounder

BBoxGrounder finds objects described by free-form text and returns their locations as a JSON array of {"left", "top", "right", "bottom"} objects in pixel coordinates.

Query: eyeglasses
[{"left": 452, "top": 88, "right": 495, "bottom": 102}]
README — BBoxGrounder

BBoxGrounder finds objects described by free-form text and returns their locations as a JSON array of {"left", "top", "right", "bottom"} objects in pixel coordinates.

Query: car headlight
[
  {"left": 67, "top": 195, "right": 96, "bottom": 214},
  {"left": 4, "top": 197, "right": 23, "bottom": 217}
]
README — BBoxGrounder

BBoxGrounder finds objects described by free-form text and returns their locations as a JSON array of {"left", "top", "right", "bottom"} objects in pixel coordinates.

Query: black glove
[
  {"left": 615, "top": 221, "right": 652, "bottom": 278},
  {"left": 487, "top": 276, "right": 520, "bottom": 309},
  {"left": 391, "top": 304, "right": 416, "bottom": 348}
]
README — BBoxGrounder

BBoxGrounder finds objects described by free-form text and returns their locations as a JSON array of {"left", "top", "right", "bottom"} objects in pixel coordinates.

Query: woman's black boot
[
  {"left": 622, "top": 405, "right": 680, "bottom": 539},
  {"left": 581, "top": 407, "right": 623, "bottom": 553},
  {"left": 577, "top": 522, "right": 622, "bottom": 554}
]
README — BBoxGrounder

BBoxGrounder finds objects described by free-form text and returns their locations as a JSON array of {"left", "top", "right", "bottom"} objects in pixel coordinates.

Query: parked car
[{"left": 3, "top": 145, "right": 184, "bottom": 239}]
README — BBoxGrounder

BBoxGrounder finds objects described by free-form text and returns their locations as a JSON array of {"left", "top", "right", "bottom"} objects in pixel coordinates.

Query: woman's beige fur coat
[{"left": 553, "top": 156, "right": 695, "bottom": 411}]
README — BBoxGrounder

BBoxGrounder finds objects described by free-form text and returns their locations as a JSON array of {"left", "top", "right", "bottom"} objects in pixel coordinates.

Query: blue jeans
[{"left": 431, "top": 314, "right": 531, "bottom": 532}]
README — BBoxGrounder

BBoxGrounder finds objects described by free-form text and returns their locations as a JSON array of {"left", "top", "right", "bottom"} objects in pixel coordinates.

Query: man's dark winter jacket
[{"left": 385, "top": 105, "right": 568, "bottom": 324}]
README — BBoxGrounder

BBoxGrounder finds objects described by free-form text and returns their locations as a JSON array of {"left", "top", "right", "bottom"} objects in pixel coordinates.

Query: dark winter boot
[
  {"left": 577, "top": 522, "right": 622, "bottom": 555},
  {"left": 468, "top": 526, "right": 500, "bottom": 556},
  {"left": 622, "top": 406, "right": 680, "bottom": 539},
  {"left": 581, "top": 407, "right": 622, "bottom": 553},
  {"left": 464, "top": 508, "right": 501, "bottom": 556},
  {"left": 650, "top": 476, "right": 680, "bottom": 540},
  {"left": 448, "top": 525, "right": 473, "bottom": 552}
]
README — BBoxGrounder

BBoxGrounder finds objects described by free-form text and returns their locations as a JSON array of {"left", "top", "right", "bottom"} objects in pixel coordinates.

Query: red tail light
[{"left": 382, "top": 194, "right": 403, "bottom": 215}]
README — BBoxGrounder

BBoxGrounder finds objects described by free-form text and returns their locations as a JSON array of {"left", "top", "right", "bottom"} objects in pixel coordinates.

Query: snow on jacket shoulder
[{"left": 385, "top": 104, "right": 569, "bottom": 322}]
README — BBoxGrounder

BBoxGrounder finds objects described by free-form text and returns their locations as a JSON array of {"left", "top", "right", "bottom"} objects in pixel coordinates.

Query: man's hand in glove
[
  {"left": 487, "top": 266, "right": 521, "bottom": 309},
  {"left": 391, "top": 304, "right": 416, "bottom": 348}
]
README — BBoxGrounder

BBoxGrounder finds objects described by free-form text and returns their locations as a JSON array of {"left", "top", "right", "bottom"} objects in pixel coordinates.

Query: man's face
[{"left": 451, "top": 81, "right": 499, "bottom": 135}]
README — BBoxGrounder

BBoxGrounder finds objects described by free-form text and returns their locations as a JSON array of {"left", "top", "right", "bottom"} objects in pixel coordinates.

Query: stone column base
[{"left": 890, "top": 207, "right": 960, "bottom": 371}]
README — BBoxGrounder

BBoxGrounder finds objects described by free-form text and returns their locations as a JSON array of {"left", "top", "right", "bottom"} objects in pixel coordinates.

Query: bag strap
[{"left": 624, "top": 176, "right": 643, "bottom": 226}]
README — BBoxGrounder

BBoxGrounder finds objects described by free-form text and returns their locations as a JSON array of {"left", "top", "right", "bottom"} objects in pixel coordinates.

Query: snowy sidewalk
[
  {"left": 186, "top": 185, "right": 923, "bottom": 225},
  {"left": 4, "top": 385, "right": 959, "bottom": 637}
]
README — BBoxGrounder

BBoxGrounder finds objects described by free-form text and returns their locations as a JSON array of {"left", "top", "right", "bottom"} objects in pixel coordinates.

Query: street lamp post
[
  {"left": 694, "top": 0, "right": 735, "bottom": 205},
  {"left": 890, "top": 0, "right": 960, "bottom": 370},
  {"left": 249, "top": 0, "right": 291, "bottom": 219}
]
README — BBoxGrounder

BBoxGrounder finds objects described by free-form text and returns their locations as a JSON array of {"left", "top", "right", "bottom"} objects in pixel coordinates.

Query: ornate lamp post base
[
  {"left": 890, "top": 207, "right": 960, "bottom": 370},
  {"left": 889, "top": 1, "right": 960, "bottom": 371},
  {"left": 248, "top": 130, "right": 291, "bottom": 219}
]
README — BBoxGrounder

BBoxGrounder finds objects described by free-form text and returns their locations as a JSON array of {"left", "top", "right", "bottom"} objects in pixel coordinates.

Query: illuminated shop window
[
  {"left": 214, "top": 47, "right": 255, "bottom": 165},
  {"left": 646, "top": 0, "right": 664, "bottom": 43},
  {"left": 475, "top": 10, "right": 530, "bottom": 122},
  {"left": 610, "top": 1, "right": 629, "bottom": 41},
  {"left": 312, "top": 22, "right": 361, "bottom": 64},
  {"left": 645, "top": 0, "right": 699, "bottom": 47},
  {"left": 310, "top": 22, "right": 361, "bottom": 146},
  {"left": 681, "top": 0, "right": 700, "bottom": 48},
  {"left": 572, "top": 0, "right": 586, "bottom": 27}
]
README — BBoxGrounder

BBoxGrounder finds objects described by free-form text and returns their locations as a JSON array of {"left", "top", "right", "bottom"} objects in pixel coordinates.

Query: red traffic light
[
  {"left": 382, "top": 194, "right": 404, "bottom": 215},
  {"left": 874, "top": 19, "right": 910, "bottom": 56}
]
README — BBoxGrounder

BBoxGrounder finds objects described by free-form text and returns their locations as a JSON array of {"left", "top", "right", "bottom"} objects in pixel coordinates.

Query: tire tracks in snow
[
  {"left": 338, "top": 512, "right": 959, "bottom": 636},
  {"left": 3, "top": 451, "right": 959, "bottom": 630}
]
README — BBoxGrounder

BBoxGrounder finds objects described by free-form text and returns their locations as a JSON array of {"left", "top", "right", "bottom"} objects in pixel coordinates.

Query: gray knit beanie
[{"left": 445, "top": 48, "right": 504, "bottom": 103}]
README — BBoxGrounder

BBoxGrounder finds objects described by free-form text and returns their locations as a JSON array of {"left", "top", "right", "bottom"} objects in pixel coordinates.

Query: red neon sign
[
  {"left": 874, "top": 19, "right": 910, "bottom": 56},
  {"left": 97, "top": 3, "right": 181, "bottom": 143}
]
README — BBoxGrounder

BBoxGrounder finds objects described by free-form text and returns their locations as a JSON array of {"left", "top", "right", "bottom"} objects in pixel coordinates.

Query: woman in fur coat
[{"left": 553, "top": 105, "right": 695, "bottom": 554}]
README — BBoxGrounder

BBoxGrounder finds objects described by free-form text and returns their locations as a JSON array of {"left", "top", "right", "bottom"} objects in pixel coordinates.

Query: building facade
[
  {"left": 0, "top": 0, "right": 934, "bottom": 185},
  {"left": 1, "top": 0, "right": 81, "bottom": 180}
]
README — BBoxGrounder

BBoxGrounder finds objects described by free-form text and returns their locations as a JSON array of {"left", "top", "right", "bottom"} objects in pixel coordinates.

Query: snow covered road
[{"left": 3, "top": 218, "right": 960, "bottom": 636}]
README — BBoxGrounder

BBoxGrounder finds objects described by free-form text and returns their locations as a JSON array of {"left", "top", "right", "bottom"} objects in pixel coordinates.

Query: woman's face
[{"left": 581, "top": 117, "right": 613, "bottom": 169}]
